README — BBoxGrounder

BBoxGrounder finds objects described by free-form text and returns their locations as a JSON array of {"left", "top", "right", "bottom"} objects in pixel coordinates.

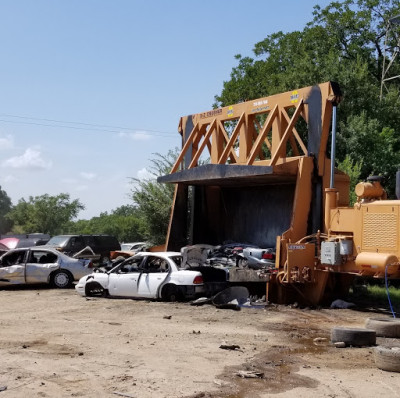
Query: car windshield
[{"left": 46, "top": 236, "right": 70, "bottom": 247}]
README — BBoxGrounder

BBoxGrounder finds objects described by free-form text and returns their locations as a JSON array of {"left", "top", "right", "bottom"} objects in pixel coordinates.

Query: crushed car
[
  {"left": 75, "top": 251, "right": 205, "bottom": 301},
  {"left": 181, "top": 244, "right": 229, "bottom": 295},
  {"left": 0, "top": 247, "right": 93, "bottom": 288},
  {"left": 236, "top": 247, "right": 275, "bottom": 269},
  {"left": 180, "top": 242, "right": 277, "bottom": 293}
]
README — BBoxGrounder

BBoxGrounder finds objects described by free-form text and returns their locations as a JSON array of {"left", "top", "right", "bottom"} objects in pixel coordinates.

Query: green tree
[
  {"left": 0, "top": 186, "right": 13, "bottom": 234},
  {"left": 337, "top": 155, "right": 363, "bottom": 205},
  {"left": 130, "top": 149, "right": 178, "bottom": 245},
  {"left": 8, "top": 193, "right": 84, "bottom": 235},
  {"left": 214, "top": 0, "right": 400, "bottom": 196},
  {"left": 67, "top": 205, "right": 147, "bottom": 243}
]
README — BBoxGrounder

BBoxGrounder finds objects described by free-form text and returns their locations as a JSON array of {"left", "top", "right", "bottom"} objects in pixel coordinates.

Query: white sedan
[
  {"left": 75, "top": 252, "right": 205, "bottom": 301},
  {"left": 0, "top": 247, "right": 93, "bottom": 288}
]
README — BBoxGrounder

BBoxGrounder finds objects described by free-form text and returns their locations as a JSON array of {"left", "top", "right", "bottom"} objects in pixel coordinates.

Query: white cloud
[
  {"left": 2, "top": 148, "right": 52, "bottom": 170},
  {"left": 137, "top": 167, "right": 153, "bottom": 180},
  {"left": 2, "top": 175, "right": 17, "bottom": 183},
  {"left": 75, "top": 185, "right": 89, "bottom": 192},
  {"left": 118, "top": 131, "right": 152, "bottom": 141},
  {"left": 61, "top": 178, "right": 78, "bottom": 184},
  {"left": 80, "top": 172, "right": 97, "bottom": 180},
  {"left": 0, "top": 135, "right": 14, "bottom": 150}
]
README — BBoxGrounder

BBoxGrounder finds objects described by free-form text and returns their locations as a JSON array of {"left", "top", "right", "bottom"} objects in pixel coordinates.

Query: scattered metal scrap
[
  {"left": 219, "top": 344, "right": 241, "bottom": 351},
  {"left": 73, "top": 246, "right": 100, "bottom": 262},
  {"left": 236, "top": 370, "right": 264, "bottom": 379},
  {"left": 191, "top": 286, "right": 270, "bottom": 311},
  {"left": 113, "top": 392, "right": 136, "bottom": 398},
  {"left": 191, "top": 286, "right": 251, "bottom": 311}
]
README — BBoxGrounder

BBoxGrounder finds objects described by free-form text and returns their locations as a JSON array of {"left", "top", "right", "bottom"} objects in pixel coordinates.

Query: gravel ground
[{"left": 0, "top": 285, "right": 399, "bottom": 398}]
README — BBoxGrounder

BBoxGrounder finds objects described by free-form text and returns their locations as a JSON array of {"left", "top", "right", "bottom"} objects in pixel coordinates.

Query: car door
[
  {"left": 0, "top": 250, "right": 28, "bottom": 285},
  {"left": 107, "top": 257, "right": 143, "bottom": 297},
  {"left": 25, "top": 250, "right": 59, "bottom": 284},
  {"left": 137, "top": 256, "right": 170, "bottom": 298}
]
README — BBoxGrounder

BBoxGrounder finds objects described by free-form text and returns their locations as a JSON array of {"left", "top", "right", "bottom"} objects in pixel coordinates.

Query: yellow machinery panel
[
  {"left": 361, "top": 205, "right": 398, "bottom": 252},
  {"left": 286, "top": 243, "right": 316, "bottom": 283},
  {"left": 329, "top": 207, "right": 356, "bottom": 234}
]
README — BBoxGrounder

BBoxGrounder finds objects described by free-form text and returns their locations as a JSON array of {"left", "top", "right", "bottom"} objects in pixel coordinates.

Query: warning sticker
[
  {"left": 288, "top": 244, "right": 306, "bottom": 250},
  {"left": 290, "top": 90, "right": 299, "bottom": 103}
]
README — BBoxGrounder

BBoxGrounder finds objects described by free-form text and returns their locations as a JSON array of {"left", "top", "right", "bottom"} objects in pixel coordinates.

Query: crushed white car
[
  {"left": 75, "top": 252, "right": 205, "bottom": 301},
  {"left": 0, "top": 247, "right": 93, "bottom": 288}
]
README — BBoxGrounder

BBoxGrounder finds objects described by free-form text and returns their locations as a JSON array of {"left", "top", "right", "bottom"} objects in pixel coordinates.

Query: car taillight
[
  {"left": 262, "top": 252, "right": 274, "bottom": 260},
  {"left": 87, "top": 261, "right": 94, "bottom": 268},
  {"left": 193, "top": 275, "right": 203, "bottom": 284}
]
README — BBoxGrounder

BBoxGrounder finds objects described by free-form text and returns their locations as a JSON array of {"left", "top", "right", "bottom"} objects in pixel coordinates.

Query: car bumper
[
  {"left": 183, "top": 284, "right": 205, "bottom": 299},
  {"left": 75, "top": 281, "right": 86, "bottom": 296}
]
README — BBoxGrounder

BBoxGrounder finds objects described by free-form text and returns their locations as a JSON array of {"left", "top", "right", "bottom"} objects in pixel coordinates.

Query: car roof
[
  {"left": 135, "top": 251, "right": 181, "bottom": 258},
  {"left": 0, "top": 246, "right": 61, "bottom": 257}
]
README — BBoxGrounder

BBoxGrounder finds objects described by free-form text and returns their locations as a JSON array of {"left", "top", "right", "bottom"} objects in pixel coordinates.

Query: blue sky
[{"left": 0, "top": 0, "right": 333, "bottom": 219}]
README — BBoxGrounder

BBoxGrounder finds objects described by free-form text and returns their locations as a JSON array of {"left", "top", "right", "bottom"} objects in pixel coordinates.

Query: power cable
[
  {"left": 0, "top": 113, "right": 177, "bottom": 137},
  {"left": 385, "top": 263, "right": 396, "bottom": 318}
]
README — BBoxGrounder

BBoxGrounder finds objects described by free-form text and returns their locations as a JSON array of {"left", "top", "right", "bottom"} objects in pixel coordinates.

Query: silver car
[{"left": 0, "top": 247, "right": 93, "bottom": 288}]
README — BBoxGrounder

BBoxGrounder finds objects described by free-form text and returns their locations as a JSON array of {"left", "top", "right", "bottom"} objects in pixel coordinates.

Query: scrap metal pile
[
  {"left": 181, "top": 242, "right": 276, "bottom": 269},
  {"left": 181, "top": 243, "right": 278, "bottom": 291}
]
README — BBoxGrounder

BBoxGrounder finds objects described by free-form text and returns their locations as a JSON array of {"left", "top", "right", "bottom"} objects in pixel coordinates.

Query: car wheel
[
  {"left": 85, "top": 282, "right": 107, "bottom": 297},
  {"left": 161, "top": 284, "right": 181, "bottom": 302},
  {"left": 51, "top": 270, "right": 73, "bottom": 289},
  {"left": 374, "top": 346, "right": 400, "bottom": 372},
  {"left": 365, "top": 317, "right": 400, "bottom": 338},
  {"left": 331, "top": 327, "right": 376, "bottom": 347},
  {"left": 237, "top": 257, "right": 248, "bottom": 267}
]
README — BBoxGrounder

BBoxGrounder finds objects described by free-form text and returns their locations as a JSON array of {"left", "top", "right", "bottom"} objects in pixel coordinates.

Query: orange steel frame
[{"left": 171, "top": 82, "right": 339, "bottom": 175}]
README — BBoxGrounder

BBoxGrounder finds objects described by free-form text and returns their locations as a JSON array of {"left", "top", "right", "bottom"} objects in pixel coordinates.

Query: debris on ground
[
  {"left": 330, "top": 299, "right": 356, "bottom": 309},
  {"left": 236, "top": 370, "right": 264, "bottom": 379},
  {"left": 190, "top": 297, "right": 212, "bottom": 306},
  {"left": 219, "top": 344, "right": 241, "bottom": 351}
]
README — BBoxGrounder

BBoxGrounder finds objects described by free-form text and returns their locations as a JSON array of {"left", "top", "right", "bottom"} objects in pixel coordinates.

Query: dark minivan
[{"left": 45, "top": 234, "right": 120, "bottom": 264}]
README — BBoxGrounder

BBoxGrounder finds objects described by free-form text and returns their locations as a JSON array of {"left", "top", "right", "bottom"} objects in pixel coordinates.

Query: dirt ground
[{"left": 0, "top": 286, "right": 399, "bottom": 398}]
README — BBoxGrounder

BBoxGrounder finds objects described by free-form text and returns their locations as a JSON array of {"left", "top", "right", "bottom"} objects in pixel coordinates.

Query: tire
[
  {"left": 365, "top": 317, "right": 400, "bottom": 338},
  {"left": 331, "top": 327, "right": 376, "bottom": 347},
  {"left": 85, "top": 282, "right": 107, "bottom": 297},
  {"left": 237, "top": 258, "right": 248, "bottom": 267},
  {"left": 374, "top": 346, "right": 400, "bottom": 372},
  {"left": 161, "top": 284, "right": 181, "bottom": 302},
  {"left": 51, "top": 270, "right": 73, "bottom": 289}
]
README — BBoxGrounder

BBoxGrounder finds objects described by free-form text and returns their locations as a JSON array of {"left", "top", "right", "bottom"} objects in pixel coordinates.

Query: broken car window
[
  {"left": 142, "top": 256, "right": 169, "bottom": 273},
  {"left": 171, "top": 256, "right": 183, "bottom": 269},
  {"left": 30, "top": 251, "right": 58, "bottom": 264},
  {"left": 115, "top": 257, "right": 143, "bottom": 274},
  {"left": 1, "top": 250, "right": 27, "bottom": 266}
]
